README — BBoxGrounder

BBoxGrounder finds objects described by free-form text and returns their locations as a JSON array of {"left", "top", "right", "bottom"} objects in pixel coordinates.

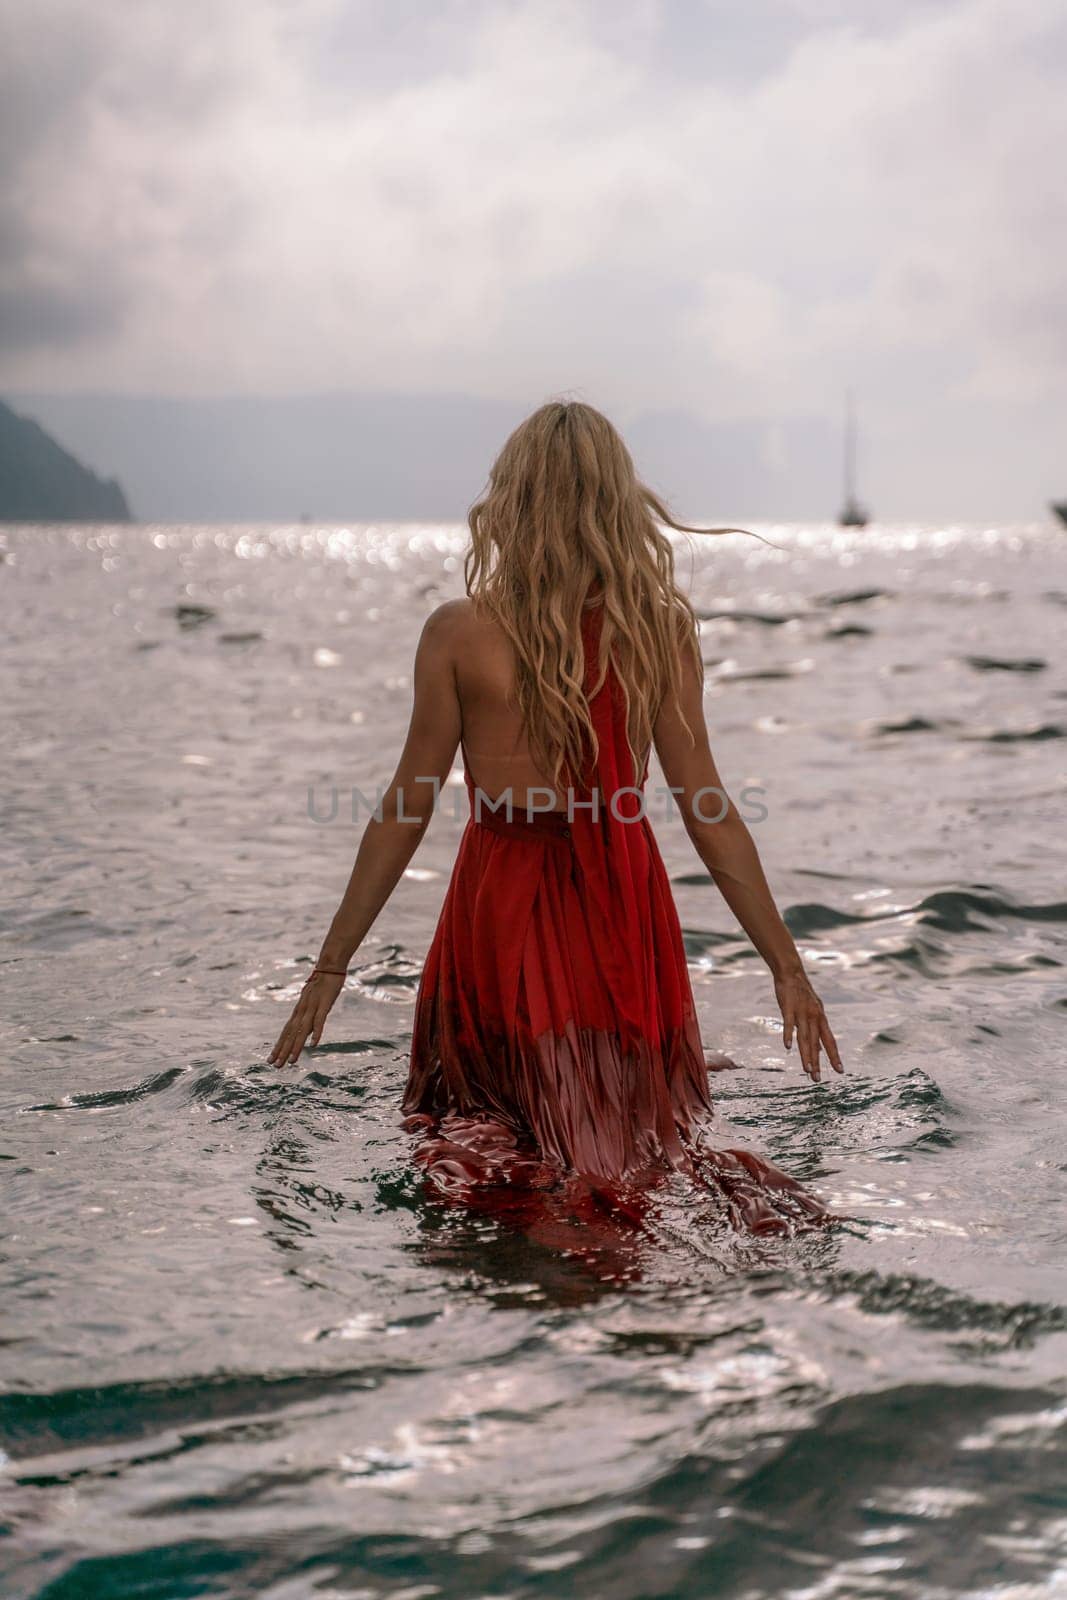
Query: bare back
[{"left": 448, "top": 600, "right": 560, "bottom": 806}]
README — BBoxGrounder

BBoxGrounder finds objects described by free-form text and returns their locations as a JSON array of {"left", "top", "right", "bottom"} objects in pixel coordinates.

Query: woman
[{"left": 269, "top": 401, "right": 843, "bottom": 1234}]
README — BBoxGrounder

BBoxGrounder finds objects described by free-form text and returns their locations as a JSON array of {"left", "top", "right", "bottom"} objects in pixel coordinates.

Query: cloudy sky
[{"left": 2, "top": 0, "right": 1065, "bottom": 518}]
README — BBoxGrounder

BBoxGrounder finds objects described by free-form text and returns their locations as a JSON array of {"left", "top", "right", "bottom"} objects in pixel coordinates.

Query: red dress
[{"left": 402, "top": 604, "right": 832, "bottom": 1236}]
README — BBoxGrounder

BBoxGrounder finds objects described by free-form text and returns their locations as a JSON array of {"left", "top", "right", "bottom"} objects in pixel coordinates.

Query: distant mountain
[
  {"left": 0, "top": 399, "right": 132, "bottom": 522},
  {"left": 7, "top": 392, "right": 835, "bottom": 524}
]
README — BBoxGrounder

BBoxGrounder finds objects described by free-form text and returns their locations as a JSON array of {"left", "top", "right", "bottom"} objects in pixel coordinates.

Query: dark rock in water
[
  {"left": 0, "top": 399, "right": 132, "bottom": 522},
  {"left": 218, "top": 630, "right": 263, "bottom": 645},
  {"left": 173, "top": 603, "right": 216, "bottom": 630}
]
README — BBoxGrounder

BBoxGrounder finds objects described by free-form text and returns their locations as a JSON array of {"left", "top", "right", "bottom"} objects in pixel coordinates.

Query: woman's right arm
[
  {"left": 268, "top": 602, "right": 463, "bottom": 1066},
  {"left": 652, "top": 623, "right": 843, "bottom": 1082}
]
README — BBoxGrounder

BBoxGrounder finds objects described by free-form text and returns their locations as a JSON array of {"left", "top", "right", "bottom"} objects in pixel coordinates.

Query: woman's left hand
[
  {"left": 268, "top": 970, "right": 347, "bottom": 1065},
  {"left": 773, "top": 967, "right": 843, "bottom": 1083}
]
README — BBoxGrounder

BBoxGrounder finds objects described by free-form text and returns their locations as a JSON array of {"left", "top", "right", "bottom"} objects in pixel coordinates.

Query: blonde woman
[{"left": 269, "top": 402, "right": 843, "bottom": 1234}]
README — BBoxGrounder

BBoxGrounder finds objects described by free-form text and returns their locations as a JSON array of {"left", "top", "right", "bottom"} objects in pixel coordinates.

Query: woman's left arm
[{"left": 268, "top": 603, "right": 463, "bottom": 1065}]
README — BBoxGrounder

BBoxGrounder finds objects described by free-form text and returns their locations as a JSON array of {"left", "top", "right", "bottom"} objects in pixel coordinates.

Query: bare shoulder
[
  {"left": 417, "top": 598, "right": 474, "bottom": 648},
  {"left": 421, "top": 597, "right": 469, "bottom": 627},
  {"left": 423, "top": 597, "right": 507, "bottom": 647},
  {"left": 416, "top": 598, "right": 504, "bottom": 676}
]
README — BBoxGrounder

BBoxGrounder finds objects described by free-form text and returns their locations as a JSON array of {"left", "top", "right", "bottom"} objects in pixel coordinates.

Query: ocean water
[{"left": 2, "top": 518, "right": 1066, "bottom": 1599}]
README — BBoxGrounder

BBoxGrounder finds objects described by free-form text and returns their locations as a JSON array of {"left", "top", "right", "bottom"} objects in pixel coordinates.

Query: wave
[
  {"left": 0, "top": 1362, "right": 404, "bottom": 1464},
  {"left": 705, "top": 659, "right": 814, "bottom": 682},
  {"left": 13, "top": 1375, "right": 1065, "bottom": 1600},
  {"left": 963, "top": 653, "right": 1046, "bottom": 673},
  {"left": 172, "top": 602, "right": 216, "bottom": 630},
  {"left": 815, "top": 586, "right": 894, "bottom": 606},
  {"left": 697, "top": 607, "right": 804, "bottom": 627},
  {"left": 816, "top": 1268, "right": 1067, "bottom": 1349},
  {"left": 866, "top": 714, "right": 1063, "bottom": 742},
  {"left": 688, "top": 886, "right": 1066, "bottom": 948},
  {"left": 870, "top": 715, "right": 947, "bottom": 735},
  {"left": 22, "top": 1066, "right": 188, "bottom": 1113},
  {"left": 970, "top": 723, "right": 1065, "bottom": 743},
  {"left": 788, "top": 886, "right": 1067, "bottom": 938},
  {"left": 913, "top": 886, "right": 1067, "bottom": 931}
]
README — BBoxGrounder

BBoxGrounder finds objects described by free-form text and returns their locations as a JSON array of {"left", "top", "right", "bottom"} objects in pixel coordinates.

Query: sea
[{"left": 2, "top": 518, "right": 1065, "bottom": 1599}]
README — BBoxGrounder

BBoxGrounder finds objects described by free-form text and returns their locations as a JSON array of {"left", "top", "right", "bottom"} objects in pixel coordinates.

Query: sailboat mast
[
  {"left": 837, "top": 388, "right": 869, "bottom": 526},
  {"left": 844, "top": 388, "right": 856, "bottom": 505}
]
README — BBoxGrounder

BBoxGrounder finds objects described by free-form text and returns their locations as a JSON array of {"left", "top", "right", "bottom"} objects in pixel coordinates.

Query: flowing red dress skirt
[{"left": 402, "top": 608, "right": 833, "bottom": 1237}]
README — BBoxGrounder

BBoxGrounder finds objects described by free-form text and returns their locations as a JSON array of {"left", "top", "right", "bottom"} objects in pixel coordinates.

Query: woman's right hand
[
  {"left": 773, "top": 967, "right": 843, "bottom": 1083},
  {"left": 268, "top": 969, "right": 347, "bottom": 1066}
]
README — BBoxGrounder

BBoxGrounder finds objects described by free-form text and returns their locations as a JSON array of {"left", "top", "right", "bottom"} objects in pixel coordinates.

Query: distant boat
[
  {"left": 837, "top": 390, "right": 871, "bottom": 528},
  {"left": 1051, "top": 502, "right": 1067, "bottom": 528}
]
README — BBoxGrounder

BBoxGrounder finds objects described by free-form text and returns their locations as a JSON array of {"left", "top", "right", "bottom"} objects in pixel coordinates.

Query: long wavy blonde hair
[{"left": 465, "top": 399, "right": 745, "bottom": 787}]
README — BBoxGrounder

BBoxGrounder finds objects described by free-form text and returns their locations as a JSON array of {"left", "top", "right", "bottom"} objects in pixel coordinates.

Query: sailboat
[{"left": 838, "top": 389, "right": 870, "bottom": 527}]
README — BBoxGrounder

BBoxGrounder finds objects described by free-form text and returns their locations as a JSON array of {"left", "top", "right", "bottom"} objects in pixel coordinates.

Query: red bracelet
[{"left": 306, "top": 966, "right": 348, "bottom": 980}]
